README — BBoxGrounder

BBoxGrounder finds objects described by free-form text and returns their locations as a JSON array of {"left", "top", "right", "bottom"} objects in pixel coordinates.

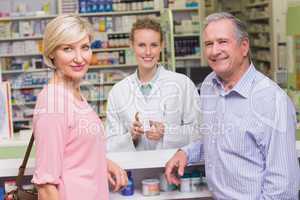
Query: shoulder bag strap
[{"left": 16, "top": 134, "right": 34, "bottom": 187}]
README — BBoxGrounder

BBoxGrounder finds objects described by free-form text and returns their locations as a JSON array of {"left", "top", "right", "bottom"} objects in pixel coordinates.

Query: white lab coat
[{"left": 106, "top": 66, "right": 201, "bottom": 152}]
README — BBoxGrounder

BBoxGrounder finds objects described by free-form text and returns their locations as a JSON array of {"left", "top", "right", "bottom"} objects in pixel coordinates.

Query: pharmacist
[
  {"left": 165, "top": 12, "right": 300, "bottom": 199},
  {"left": 106, "top": 18, "right": 200, "bottom": 152}
]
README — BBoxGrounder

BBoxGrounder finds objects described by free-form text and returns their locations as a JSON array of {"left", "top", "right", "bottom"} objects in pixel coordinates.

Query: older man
[{"left": 165, "top": 12, "right": 300, "bottom": 199}]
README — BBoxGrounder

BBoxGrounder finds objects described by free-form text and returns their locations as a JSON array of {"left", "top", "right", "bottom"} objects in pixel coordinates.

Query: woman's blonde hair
[
  {"left": 43, "top": 14, "right": 93, "bottom": 69},
  {"left": 130, "top": 17, "right": 163, "bottom": 43}
]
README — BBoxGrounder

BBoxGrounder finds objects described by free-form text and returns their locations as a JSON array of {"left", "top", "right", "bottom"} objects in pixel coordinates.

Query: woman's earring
[{"left": 48, "top": 55, "right": 56, "bottom": 70}]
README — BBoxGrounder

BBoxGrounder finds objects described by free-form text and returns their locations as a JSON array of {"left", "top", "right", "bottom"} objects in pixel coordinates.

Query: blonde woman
[
  {"left": 32, "top": 14, "right": 127, "bottom": 200},
  {"left": 106, "top": 18, "right": 200, "bottom": 152}
]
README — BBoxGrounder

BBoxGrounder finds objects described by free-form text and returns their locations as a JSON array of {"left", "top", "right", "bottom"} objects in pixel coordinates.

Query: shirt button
[
  {"left": 209, "top": 187, "right": 213, "bottom": 191},
  {"left": 212, "top": 139, "right": 216, "bottom": 144}
]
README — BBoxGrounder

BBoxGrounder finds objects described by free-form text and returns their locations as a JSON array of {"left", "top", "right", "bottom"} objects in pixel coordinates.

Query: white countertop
[
  {"left": 0, "top": 140, "right": 299, "bottom": 177},
  {"left": 0, "top": 149, "right": 181, "bottom": 177}
]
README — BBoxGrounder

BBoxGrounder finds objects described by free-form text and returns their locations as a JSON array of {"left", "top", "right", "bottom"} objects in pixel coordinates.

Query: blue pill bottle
[{"left": 121, "top": 171, "right": 134, "bottom": 196}]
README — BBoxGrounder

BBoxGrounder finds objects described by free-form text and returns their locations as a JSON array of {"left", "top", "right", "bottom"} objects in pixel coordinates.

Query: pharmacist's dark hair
[
  {"left": 130, "top": 17, "right": 163, "bottom": 43},
  {"left": 203, "top": 12, "right": 251, "bottom": 60}
]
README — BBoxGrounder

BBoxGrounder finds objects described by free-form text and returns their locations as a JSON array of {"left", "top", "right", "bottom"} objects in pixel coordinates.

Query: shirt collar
[
  {"left": 134, "top": 64, "right": 162, "bottom": 87},
  {"left": 212, "top": 63, "right": 257, "bottom": 98}
]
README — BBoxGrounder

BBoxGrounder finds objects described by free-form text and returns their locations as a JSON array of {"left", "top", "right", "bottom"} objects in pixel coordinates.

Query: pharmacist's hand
[
  {"left": 165, "top": 150, "right": 188, "bottom": 186},
  {"left": 145, "top": 121, "right": 165, "bottom": 141},
  {"left": 107, "top": 159, "right": 128, "bottom": 192},
  {"left": 130, "top": 120, "right": 144, "bottom": 140}
]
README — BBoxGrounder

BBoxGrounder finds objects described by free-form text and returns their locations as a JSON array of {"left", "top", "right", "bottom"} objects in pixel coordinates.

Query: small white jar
[
  {"left": 142, "top": 179, "right": 160, "bottom": 196},
  {"left": 180, "top": 177, "right": 191, "bottom": 192}
]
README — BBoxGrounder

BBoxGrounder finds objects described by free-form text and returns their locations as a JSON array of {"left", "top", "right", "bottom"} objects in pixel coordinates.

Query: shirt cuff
[{"left": 180, "top": 145, "right": 192, "bottom": 165}]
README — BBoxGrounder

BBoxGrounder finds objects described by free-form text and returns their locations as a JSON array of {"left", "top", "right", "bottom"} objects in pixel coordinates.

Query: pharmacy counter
[
  {"left": 1, "top": 140, "right": 300, "bottom": 177},
  {"left": 1, "top": 140, "right": 300, "bottom": 199},
  {"left": 0, "top": 149, "right": 185, "bottom": 177},
  {"left": 0, "top": 148, "right": 211, "bottom": 199}
]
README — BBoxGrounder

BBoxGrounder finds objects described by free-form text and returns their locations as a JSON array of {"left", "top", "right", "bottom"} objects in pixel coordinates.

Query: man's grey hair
[
  {"left": 204, "top": 12, "right": 249, "bottom": 42},
  {"left": 203, "top": 12, "right": 251, "bottom": 59}
]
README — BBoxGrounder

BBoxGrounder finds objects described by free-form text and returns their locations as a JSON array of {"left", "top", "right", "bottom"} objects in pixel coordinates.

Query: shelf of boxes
[
  {"left": 169, "top": 0, "right": 204, "bottom": 69},
  {"left": 0, "top": 53, "right": 42, "bottom": 58},
  {"left": 1, "top": 68, "right": 50, "bottom": 74},
  {"left": 247, "top": 16, "right": 269, "bottom": 21},
  {"left": 92, "top": 47, "right": 131, "bottom": 52},
  {"left": 175, "top": 55, "right": 201, "bottom": 60},
  {"left": 0, "top": 35, "right": 43, "bottom": 42},
  {"left": 245, "top": 0, "right": 274, "bottom": 78},
  {"left": 170, "top": 7, "right": 200, "bottom": 12},
  {"left": 0, "top": 14, "right": 57, "bottom": 22},
  {"left": 216, "top": 0, "right": 278, "bottom": 79},
  {"left": 0, "top": 48, "right": 132, "bottom": 58},
  {"left": 89, "top": 64, "right": 137, "bottom": 70},
  {"left": 79, "top": 9, "right": 161, "bottom": 17},
  {"left": 174, "top": 33, "right": 200, "bottom": 37},
  {"left": 0, "top": 0, "right": 183, "bottom": 131},
  {"left": 246, "top": 1, "right": 269, "bottom": 8},
  {"left": 12, "top": 101, "right": 36, "bottom": 106},
  {"left": 11, "top": 85, "right": 44, "bottom": 90},
  {"left": 13, "top": 118, "right": 31, "bottom": 123}
]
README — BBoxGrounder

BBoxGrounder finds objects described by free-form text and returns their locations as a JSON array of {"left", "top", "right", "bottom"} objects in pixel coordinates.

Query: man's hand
[
  {"left": 145, "top": 120, "right": 165, "bottom": 141},
  {"left": 107, "top": 159, "right": 128, "bottom": 192},
  {"left": 165, "top": 150, "right": 188, "bottom": 185}
]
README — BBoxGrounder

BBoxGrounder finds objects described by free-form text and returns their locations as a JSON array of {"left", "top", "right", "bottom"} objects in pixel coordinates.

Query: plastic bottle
[
  {"left": 160, "top": 173, "right": 177, "bottom": 192},
  {"left": 79, "top": 0, "right": 87, "bottom": 13},
  {"left": 121, "top": 171, "right": 134, "bottom": 196},
  {"left": 180, "top": 172, "right": 191, "bottom": 192},
  {"left": 0, "top": 187, "right": 4, "bottom": 200},
  {"left": 191, "top": 170, "right": 201, "bottom": 192}
]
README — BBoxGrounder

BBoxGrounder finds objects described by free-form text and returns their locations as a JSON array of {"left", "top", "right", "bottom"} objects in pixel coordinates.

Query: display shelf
[
  {"left": 175, "top": 55, "right": 201, "bottom": 60},
  {"left": 0, "top": 35, "right": 43, "bottom": 42},
  {"left": 0, "top": 52, "right": 42, "bottom": 58},
  {"left": 246, "top": 2, "right": 269, "bottom": 8},
  {"left": 12, "top": 101, "right": 36, "bottom": 106},
  {"left": 79, "top": 9, "right": 160, "bottom": 17},
  {"left": 0, "top": 14, "right": 57, "bottom": 21},
  {"left": 247, "top": 16, "right": 269, "bottom": 21},
  {"left": 174, "top": 33, "right": 199, "bottom": 37},
  {"left": 169, "top": 1, "right": 205, "bottom": 68},
  {"left": 248, "top": 31, "right": 270, "bottom": 34},
  {"left": 110, "top": 188, "right": 212, "bottom": 200},
  {"left": 170, "top": 7, "right": 199, "bottom": 12},
  {"left": 92, "top": 47, "right": 130, "bottom": 53},
  {"left": 252, "top": 44, "right": 270, "bottom": 49},
  {"left": 252, "top": 45, "right": 271, "bottom": 49},
  {"left": 81, "top": 81, "right": 117, "bottom": 86},
  {"left": 253, "top": 58, "right": 271, "bottom": 63},
  {"left": 1, "top": 68, "right": 50, "bottom": 74},
  {"left": 89, "top": 64, "right": 137, "bottom": 70},
  {"left": 87, "top": 98, "right": 107, "bottom": 102},
  {"left": 228, "top": 10, "right": 242, "bottom": 14},
  {"left": 106, "top": 31, "right": 130, "bottom": 35},
  {"left": 12, "top": 85, "right": 44, "bottom": 90},
  {"left": 13, "top": 118, "right": 31, "bottom": 123},
  {"left": 0, "top": 3, "right": 163, "bottom": 133}
]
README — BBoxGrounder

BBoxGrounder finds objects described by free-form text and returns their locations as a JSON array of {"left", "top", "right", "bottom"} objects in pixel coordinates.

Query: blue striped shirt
[{"left": 182, "top": 64, "right": 300, "bottom": 199}]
